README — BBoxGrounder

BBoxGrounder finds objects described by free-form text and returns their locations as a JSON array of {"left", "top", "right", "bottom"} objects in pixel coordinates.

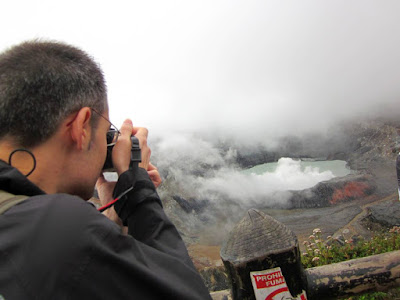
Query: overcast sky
[{"left": 1, "top": 0, "right": 400, "bottom": 141}]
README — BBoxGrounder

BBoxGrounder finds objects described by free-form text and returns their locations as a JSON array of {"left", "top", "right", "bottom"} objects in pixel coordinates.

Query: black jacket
[{"left": 0, "top": 161, "right": 211, "bottom": 299}]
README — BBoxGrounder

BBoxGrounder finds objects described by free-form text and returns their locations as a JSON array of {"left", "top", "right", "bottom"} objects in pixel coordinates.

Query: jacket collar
[{"left": 0, "top": 160, "right": 45, "bottom": 196}]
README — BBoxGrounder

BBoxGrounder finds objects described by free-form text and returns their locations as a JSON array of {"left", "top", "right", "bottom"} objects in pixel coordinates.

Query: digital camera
[{"left": 102, "top": 136, "right": 141, "bottom": 171}]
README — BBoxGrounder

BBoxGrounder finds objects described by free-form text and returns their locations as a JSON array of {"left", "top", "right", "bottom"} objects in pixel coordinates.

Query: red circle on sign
[{"left": 265, "top": 287, "right": 289, "bottom": 300}]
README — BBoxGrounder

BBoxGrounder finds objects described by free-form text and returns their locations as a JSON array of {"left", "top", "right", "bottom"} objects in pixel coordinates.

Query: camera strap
[
  {"left": 0, "top": 190, "right": 28, "bottom": 215},
  {"left": 130, "top": 136, "right": 141, "bottom": 168}
]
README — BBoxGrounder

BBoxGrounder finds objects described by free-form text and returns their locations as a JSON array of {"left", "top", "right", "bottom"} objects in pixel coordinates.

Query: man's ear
[{"left": 69, "top": 107, "right": 92, "bottom": 150}]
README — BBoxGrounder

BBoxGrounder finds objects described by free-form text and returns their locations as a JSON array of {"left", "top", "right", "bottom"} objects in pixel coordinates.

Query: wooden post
[{"left": 220, "top": 209, "right": 307, "bottom": 300}]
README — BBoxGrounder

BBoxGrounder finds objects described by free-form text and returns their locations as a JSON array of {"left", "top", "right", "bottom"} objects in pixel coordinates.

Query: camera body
[{"left": 102, "top": 136, "right": 141, "bottom": 171}]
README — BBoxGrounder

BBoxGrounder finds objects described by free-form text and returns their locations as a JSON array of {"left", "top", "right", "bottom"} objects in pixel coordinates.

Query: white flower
[{"left": 312, "top": 257, "right": 320, "bottom": 262}]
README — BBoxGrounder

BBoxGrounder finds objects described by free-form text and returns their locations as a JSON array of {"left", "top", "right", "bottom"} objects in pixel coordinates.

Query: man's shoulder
[{"left": 0, "top": 193, "right": 121, "bottom": 299}]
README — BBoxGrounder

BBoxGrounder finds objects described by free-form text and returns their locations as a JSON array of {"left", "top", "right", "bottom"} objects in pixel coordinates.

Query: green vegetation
[
  {"left": 346, "top": 291, "right": 399, "bottom": 300},
  {"left": 301, "top": 226, "right": 400, "bottom": 268},
  {"left": 301, "top": 226, "right": 400, "bottom": 299}
]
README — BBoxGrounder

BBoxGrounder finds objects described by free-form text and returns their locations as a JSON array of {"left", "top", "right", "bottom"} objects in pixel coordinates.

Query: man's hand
[
  {"left": 111, "top": 119, "right": 162, "bottom": 186},
  {"left": 96, "top": 120, "right": 161, "bottom": 227}
]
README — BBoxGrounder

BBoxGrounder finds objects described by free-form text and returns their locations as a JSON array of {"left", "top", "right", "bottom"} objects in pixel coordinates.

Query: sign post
[{"left": 220, "top": 209, "right": 308, "bottom": 300}]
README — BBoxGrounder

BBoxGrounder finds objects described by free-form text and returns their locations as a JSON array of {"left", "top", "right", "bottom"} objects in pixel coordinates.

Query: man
[{"left": 0, "top": 40, "right": 211, "bottom": 299}]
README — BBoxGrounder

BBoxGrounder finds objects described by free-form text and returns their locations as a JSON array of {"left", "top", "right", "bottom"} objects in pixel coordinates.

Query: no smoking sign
[{"left": 250, "top": 267, "right": 307, "bottom": 300}]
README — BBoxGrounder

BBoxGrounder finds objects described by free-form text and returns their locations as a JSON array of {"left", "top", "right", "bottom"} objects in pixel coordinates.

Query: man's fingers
[
  {"left": 148, "top": 162, "right": 157, "bottom": 171},
  {"left": 132, "top": 126, "right": 148, "bottom": 136},
  {"left": 148, "top": 170, "right": 162, "bottom": 188},
  {"left": 112, "top": 119, "right": 134, "bottom": 175},
  {"left": 132, "top": 127, "right": 148, "bottom": 144},
  {"left": 119, "top": 119, "right": 134, "bottom": 139}
]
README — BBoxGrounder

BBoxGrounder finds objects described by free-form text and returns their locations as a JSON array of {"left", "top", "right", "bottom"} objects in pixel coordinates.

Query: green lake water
[{"left": 242, "top": 159, "right": 351, "bottom": 177}]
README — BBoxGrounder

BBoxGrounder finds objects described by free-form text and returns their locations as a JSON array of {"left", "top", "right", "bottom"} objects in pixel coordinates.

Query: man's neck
[{"left": 0, "top": 138, "right": 66, "bottom": 194}]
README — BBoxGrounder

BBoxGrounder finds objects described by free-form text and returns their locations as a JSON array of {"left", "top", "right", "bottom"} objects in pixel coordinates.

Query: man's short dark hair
[{"left": 0, "top": 40, "right": 107, "bottom": 148}]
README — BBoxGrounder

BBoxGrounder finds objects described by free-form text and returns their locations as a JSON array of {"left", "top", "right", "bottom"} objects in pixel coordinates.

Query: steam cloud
[
  {"left": 199, "top": 158, "right": 335, "bottom": 202},
  {"left": 154, "top": 134, "right": 338, "bottom": 208}
]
